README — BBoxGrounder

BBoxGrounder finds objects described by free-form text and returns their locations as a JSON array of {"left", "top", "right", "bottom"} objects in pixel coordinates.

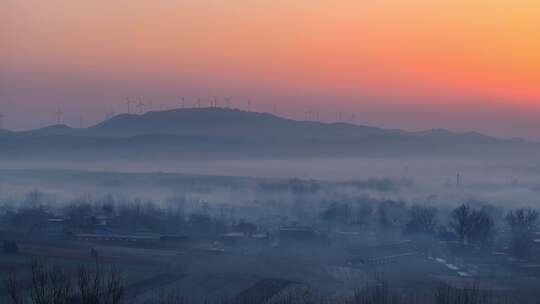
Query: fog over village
[{"left": 2, "top": 1, "right": 540, "bottom": 304}]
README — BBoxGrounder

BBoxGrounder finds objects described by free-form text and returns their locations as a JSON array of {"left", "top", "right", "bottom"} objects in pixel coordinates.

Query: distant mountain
[
  {"left": 82, "top": 108, "right": 394, "bottom": 140},
  {"left": 25, "top": 124, "right": 75, "bottom": 136},
  {"left": 1, "top": 108, "right": 538, "bottom": 160}
]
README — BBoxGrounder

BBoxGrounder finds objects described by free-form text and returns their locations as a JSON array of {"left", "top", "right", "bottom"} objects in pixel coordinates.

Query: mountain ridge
[
  {"left": 0, "top": 108, "right": 537, "bottom": 160},
  {"left": 5, "top": 108, "right": 521, "bottom": 141}
]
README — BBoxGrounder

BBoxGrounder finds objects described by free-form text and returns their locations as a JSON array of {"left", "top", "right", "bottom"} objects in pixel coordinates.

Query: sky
[{"left": 1, "top": 0, "right": 540, "bottom": 139}]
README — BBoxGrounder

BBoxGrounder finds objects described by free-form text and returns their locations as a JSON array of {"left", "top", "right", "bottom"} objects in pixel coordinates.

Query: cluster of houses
[{"left": 2, "top": 204, "right": 540, "bottom": 285}]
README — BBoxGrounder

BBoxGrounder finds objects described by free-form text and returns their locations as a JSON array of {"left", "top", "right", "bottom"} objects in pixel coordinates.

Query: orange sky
[{"left": 1, "top": 0, "right": 540, "bottom": 138}]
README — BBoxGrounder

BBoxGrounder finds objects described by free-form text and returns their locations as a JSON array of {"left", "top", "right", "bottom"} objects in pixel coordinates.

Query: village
[{"left": 1, "top": 174, "right": 540, "bottom": 303}]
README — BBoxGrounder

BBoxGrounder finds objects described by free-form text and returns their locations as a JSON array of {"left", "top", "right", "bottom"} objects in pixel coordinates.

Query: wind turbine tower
[
  {"left": 306, "top": 110, "right": 312, "bottom": 121},
  {"left": 0, "top": 113, "right": 4, "bottom": 129},
  {"left": 137, "top": 98, "right": 146, "bottom": 114},
  {"left": 55, "top": 105, "right": 63, "bottom": 125},
  {"left": 125, "top": 98, "right": 134, "bottom": 114}
]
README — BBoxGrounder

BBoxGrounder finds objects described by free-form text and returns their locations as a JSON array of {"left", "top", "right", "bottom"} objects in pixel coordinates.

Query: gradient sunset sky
[{"left": 1, "top": 0, "right": 540, "bottom": 139}]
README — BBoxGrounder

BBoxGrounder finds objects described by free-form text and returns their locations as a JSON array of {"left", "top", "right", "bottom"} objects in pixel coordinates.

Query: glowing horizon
[{"left": 1, "top": 0, "right": 540, "bottom": 139}]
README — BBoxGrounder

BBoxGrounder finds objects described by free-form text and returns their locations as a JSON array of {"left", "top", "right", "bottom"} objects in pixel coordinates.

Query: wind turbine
[
  {"left": 212, "top": 96, "right": 218, "bottom": 108},
  {"left": 55, "top": 105, "right": 63, "bottom": 125},
  {"left": 305, "top": 110, "right": 312, "bottom": 121},
  {"left": 181, "top": 97, "right": 185, "bottom": 109},
  {"left": 125, "top": 98, "right": 134, "bottom": 114},
  {"left": 137, "top": 97, "right": 146, "bottom": 114}
]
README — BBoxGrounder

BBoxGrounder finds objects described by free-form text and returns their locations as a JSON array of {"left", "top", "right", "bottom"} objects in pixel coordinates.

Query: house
[
  {"left": 533, "top": 237, "right": 540, "bottom": 255},
  {"left": 74, "top": 233, "right": 161, "bottom": 243},
  {"left": 45, "top": 218, "right": 68, "bottom": 234},
  {"left": 278, "top": 226, "right": 316, "bottom": 241}
]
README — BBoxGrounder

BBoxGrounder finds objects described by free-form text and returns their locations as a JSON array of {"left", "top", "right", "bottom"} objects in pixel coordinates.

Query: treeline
[
  {"left": 1, "top": 188, "right": 539, "bottom": 258},
  {"left": 0, "top": 189, "right": 230, "bottom": 236},
  {"left": 319, "top": 198, "right": 539, "bottom": 258}
]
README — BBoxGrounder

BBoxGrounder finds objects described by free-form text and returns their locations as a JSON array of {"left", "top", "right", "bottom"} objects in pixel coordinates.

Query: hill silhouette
[{"left": 0, "top": 108, "right": 538, "bottom": 160}]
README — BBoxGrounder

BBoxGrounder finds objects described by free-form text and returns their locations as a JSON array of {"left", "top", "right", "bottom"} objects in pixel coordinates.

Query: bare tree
[
  {"left": 78, "top": 260, "right": 123, "bottom": 304},
  {"left": 450, "top": 204, "right": 472, "bottom": 244},
  {"left": 5, "top": 259, "right": 74, "bottom": 304},
  {"left": 433, "top": 283, "right": 491, "bottom": 304},
  {"left": 469, "top": 210, "right": 495, "bottom": 251},
  {"left": 405, "top": 205, "right": 438, "bottom": 235},
  {"left": 5, "top": 259, "right": 123, "bottom": 304},
  {"left": 450, "top": 204, "right": 496, "bottom": 250},
  {"left": 6, "top": 271, "right": 24, "bottom": 304},
  {"left": 506, "top": 208, "right": 539, "bottom": 258},
  {"left": 29, "top": 260, "right": 73, "bottom": 304}
]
